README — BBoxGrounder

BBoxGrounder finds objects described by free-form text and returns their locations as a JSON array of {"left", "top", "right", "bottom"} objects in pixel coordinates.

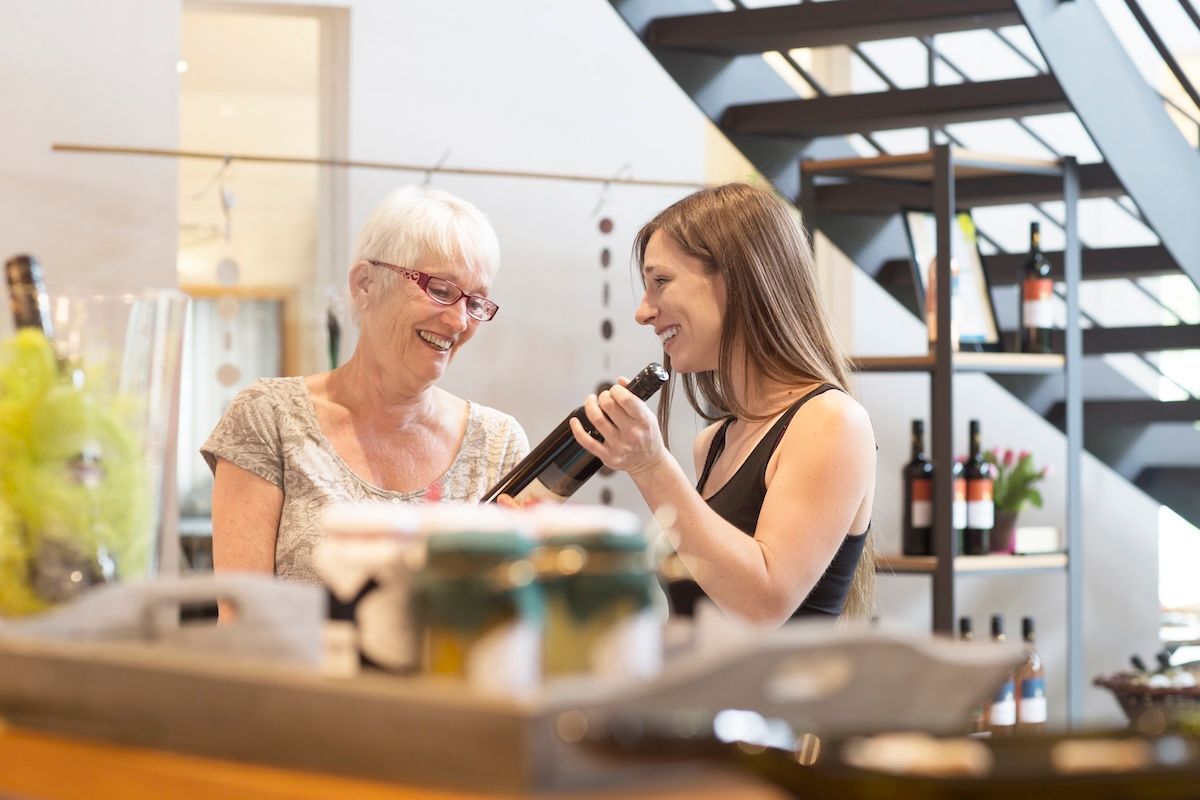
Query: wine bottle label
[
  {"left": 952, "top": 477, "right": 967, "bottom": 530},
  {"left": 1019, "top": 676, "right": 1048, "bottom": 723},
  {"left": 1023, "top": 278, "right": 1055, "bottom": 330},
  {"left": 911, "top": 478, "right": 932, "bottom": 528},
  {"left": 511, "top": 477, "right": 569, "bottom": 505},
  {"left": 966, "top": 479, "right": 994, "bottom": 529}
]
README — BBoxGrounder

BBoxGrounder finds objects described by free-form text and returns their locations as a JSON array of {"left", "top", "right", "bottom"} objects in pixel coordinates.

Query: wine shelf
[
  {"left": 878, "top": 552, "right": 1068, "bottom": 577},
  {"left": 852, "top": 352, "right": 1065, "bottom": 375}
]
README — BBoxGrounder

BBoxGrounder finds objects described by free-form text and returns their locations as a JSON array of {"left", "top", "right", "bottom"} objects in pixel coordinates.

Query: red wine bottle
[
  {"left": 902, "top": 419, "right": 934, "bottom": 556},
  {"left": 962, "top": 419, "right": 994, "bottom": 555},
  {"left": 482, "top": 363, "right": 668, "bottom": 504},
  {"left": 5, "top": 253, "right": 55, "bottom": 338},
  {"left": 1019, "top": 222, "right": 1055, "bottom": 353}
]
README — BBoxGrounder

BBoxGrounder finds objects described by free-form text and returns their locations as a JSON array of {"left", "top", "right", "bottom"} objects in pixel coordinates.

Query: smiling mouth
[
  {"left": 659, "top": 326, "right": 680, "bottom": 347},
  {"left": 418, "top": 331, "right": 453, "bottom": 352}
]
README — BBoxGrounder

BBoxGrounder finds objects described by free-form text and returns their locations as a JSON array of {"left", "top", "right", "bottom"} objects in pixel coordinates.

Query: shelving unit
[{"left": 800, "top": 145, "right": 1084, "bottom": 724}]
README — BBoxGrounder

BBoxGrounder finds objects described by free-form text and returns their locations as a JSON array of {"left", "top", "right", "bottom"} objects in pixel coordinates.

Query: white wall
[{"left": 0, "top": 1, "right": 180, "bottom": 299}]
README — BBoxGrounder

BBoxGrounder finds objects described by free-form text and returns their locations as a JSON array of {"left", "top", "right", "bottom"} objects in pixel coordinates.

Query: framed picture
[{"left": 903, "top": 209, "right": 1002, "bottom": 352}]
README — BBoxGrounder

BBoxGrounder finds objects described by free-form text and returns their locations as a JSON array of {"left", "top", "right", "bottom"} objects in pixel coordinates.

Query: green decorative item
[
  {"left": 0, "top": 329, "right": 150, "bottom": 615},
  {"left": 983, "top": 448, "right": 1050, "bottom": 555}
]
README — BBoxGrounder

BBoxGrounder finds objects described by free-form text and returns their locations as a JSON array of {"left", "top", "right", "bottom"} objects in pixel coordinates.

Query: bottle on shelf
[
  {"left": 925, "top": 255, "right": 961, "bottom": 353},
  {"left": 987, "top": 614, "right": 1017, "bottom": 737},
  {"left": 5, "top": 253, "right": 55, "bottom": 339},
  {"left": 902, "top": 420, "right": 934, "bottom": 556},
  {"left": 962, "top": 420, "right": 994, "bottom": 556},
  {"left": 1019, "top": 222, "right": 1055, "bottom": 354},
  {"left": 959, "top": 616, "right": 986, "bottom": 734},
  {"left": 1015, "top": 616, "right": 1047, "bottom": 734},
  {"left": 482, "top": 363, "right": 669, "bottom": 504},
  {"left": 952, "top": 458, "right": 967, "bottom": 554}
]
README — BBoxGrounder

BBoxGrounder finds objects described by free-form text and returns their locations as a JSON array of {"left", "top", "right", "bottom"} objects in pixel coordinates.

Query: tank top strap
[{"left": 695, "top": 417, "right": 736, "bottom": 494}]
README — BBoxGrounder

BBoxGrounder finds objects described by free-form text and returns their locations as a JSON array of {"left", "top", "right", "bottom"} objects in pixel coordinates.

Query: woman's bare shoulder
[{"left": 785, "top": 388, "right": 874, "bottom": 451}]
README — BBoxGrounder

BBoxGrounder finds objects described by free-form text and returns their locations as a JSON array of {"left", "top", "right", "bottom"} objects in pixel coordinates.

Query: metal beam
[
  {"left": 1049, "top": 399, "right": 1200, "bottom": 427},
  {"left": 993, "top": 324, "right": 1200, "bottom": 355},
  {"left": 812, "top": 162, "right": 1121, "bottom": 212},
  {"left": 724, "top": 76, "right": 1068, "bottom": 138},
  {"left": 878, "top": 244, "right": 1179, "bottom": 288},
  {"left": 646, "top": 0, "right": 1021, "bottom": 55}
]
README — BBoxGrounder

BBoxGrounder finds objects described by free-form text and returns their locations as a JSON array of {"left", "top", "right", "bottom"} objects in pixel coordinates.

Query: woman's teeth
[
  {"left": 419, "top": 331, "right": 453, "bottom": 351},
  {"left": 660, "top": 326, "right": 679, "bottom": 346}
]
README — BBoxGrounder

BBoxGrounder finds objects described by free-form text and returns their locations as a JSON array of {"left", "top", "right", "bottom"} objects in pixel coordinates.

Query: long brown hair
[{"left": 633, "top": 182, "right": 876, "bottom": 619}]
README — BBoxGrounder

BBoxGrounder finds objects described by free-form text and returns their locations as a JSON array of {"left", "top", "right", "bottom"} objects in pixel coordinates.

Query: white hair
[{"left": 349, "top": 186, "right": 501, "bottom": 321}]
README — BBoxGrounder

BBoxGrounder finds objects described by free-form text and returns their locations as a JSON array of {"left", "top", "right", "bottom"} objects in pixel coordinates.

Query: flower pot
[{"left": 990, "top": 510, "right": 1019, "bottom": 554}]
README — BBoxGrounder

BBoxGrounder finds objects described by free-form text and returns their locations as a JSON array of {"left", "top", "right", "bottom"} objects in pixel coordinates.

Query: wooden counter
[{"left": 0, "top": 724, "right": 785, "bottom": 800}]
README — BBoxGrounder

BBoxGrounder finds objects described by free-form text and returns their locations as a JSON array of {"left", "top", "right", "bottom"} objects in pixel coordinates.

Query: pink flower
[
  {"left": 1003, "top": 449, "right": 1015, "bottom": 467},
  {"left": 1018, "top": 450, "right": 1031, "bottom": 462}
]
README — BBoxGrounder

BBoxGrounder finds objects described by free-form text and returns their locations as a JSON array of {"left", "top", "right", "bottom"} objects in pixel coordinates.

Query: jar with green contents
[
  {"left": 415, "top": 505, "right": 542, "bottom": 695},
  {"left": 532, "top": 505, "right": 665, "bottom": 680}
]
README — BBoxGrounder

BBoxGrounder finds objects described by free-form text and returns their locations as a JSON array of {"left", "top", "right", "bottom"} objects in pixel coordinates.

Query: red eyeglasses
[{"left": 368, "top": 260, "right": 499, "bottom": 322}]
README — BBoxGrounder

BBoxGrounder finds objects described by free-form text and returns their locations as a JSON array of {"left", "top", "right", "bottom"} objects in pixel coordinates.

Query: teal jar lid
[{"left": 426, "top": 530, "right": 533, "bottom": 558}]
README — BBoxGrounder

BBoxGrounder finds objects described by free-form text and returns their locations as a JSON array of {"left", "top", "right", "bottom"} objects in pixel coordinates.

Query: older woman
[
  {"left": 569, "top": 183, "right": 876, "bottom": 627},
  {"left": 202, "top": 187, "right": 528, "bottom": 587}
]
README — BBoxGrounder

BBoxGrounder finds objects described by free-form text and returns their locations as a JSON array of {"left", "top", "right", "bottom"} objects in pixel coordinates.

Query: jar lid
[
  {"left": 425, "top": 531, "right": 535, "bottom": 557},
  {"left": 319, "top": 502, "right": 422, "bottom": 540},
  {"left": 416, "top": 503, "right": 531, "bottom": 536},
  {"left": 530, "top": 505, "right": 640, "bottom": 535}
]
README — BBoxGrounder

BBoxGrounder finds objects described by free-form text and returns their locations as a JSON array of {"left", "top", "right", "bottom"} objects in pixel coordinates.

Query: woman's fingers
[
  {"left": 569, "top": 416, "right": 607, "bottom": 458},
  {"left": 585, "top": 393, "right": 619, "bottom": 439}
]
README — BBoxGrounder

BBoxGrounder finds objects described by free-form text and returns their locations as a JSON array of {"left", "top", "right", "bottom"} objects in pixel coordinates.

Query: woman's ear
[{"left": 349, "top": 260, "right": 372, "bottom": 309}]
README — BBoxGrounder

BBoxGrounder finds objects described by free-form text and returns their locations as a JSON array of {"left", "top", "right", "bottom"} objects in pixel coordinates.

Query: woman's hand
[{"left": 569, "top": 378, "right": 668, "bottom": 478}]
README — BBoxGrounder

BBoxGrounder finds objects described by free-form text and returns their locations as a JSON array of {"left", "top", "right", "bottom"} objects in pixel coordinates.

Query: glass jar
[
  {"left": 313, "top": 502, "right": 424, "bottom": 675},
  {"left": 532, "top": 505, "right": 665, "bottom": 680},
  {"left": 0, "top": 290, "right": 188, "bottom": 616},
  {"left": 415, "top": 504, "right": 541, "bottom": 695}
]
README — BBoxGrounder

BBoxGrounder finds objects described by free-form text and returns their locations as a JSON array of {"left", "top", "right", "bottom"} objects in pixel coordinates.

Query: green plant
[{"left": 984, "top": 448, "right": 1050, "bottom": 514}]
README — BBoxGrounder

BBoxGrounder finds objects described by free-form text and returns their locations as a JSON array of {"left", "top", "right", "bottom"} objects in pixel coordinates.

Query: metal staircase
[{"left": 610, "top": 0, "right": 1200, "bottom": 529}]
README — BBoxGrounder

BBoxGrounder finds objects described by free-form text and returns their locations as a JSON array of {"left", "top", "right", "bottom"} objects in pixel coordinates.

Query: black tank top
[{"left": 668, "top": 384, "right": 869, "bottom": 619}]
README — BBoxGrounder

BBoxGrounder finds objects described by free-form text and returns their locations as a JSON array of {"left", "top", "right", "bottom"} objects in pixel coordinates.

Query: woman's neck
[
  {"left": 726, "top": 353, "right": 822, "bottom": 421},
  {"left": 327, "top": 350, "right": 441, "bottom": 430}
]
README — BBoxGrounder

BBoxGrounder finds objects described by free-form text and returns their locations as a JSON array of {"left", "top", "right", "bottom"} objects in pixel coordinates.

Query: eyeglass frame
[{"left": 367, "top": 259, "right": 499, "bottom": 322}]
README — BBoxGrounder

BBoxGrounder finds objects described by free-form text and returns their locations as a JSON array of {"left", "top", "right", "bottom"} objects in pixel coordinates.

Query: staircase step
[
  {"left": 878, "top": 245, "right": 1178, "bottom": 288},
  {"left": 724, "top": 76, "right": 1068, "bottom": 138},
  {"left": 811, "top": 162, "right": 1121, "bottom": 212},
  {"left": 1048, "top": 399, "right": 1200, "bottom": 427},
  {"left": 1136, "top": 467, "right": 1200, "bottom": 529},
  {"left": 646, "top": 0, "right": 1021, "bottom": 55},
  {"left": 991, "top": 325, "right": 1200, "bottom": 356}
]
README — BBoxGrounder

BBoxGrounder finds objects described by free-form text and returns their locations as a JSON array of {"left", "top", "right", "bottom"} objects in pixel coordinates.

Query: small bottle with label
[
  {"left": 987, "top": 614, "right": 1017, "bottom": 736},
  {"left": 1020, "top": 222, "right": 1055, "bottom": 353},
  {"left": 902, "top": 420, "right": 934, "bottom": 556},
  {"left": 959, "top": 616, "right": 986, "bottom": 734},
  {"left": 1015, "top": 615, "right": 1048, "bottom": 734},
  {"left": 962, "top": 420, "right": 994, "bottom": 556}
]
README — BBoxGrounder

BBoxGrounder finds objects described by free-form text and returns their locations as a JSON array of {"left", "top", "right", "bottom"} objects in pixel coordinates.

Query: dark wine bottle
[
  {"left": 962, "top": 419, "right": 993, "bottom": 555},
  {"left": 5, "top": 253, "right": 54, "bottom": 338},
  {"left": 482, "top": 363, "right": 669, "bottom": 504},
  {"left": 1019, "top": 222, "right": 1055, "bottom": 354},
  {"left": 902, "top": 419, "right": 934, "bottom": 556}
]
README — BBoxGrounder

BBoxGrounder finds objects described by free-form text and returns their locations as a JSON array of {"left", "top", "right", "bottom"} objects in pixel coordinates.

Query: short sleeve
[
  {"left": 200, "top": 380, "right": 285, "bottom": 488},
  {"left": 500, "top": 417, "right": 530, "bottom": 474}
]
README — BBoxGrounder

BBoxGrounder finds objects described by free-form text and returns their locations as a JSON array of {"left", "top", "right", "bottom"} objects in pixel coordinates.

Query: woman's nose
[{"left": 635, "top": 294, "right": 655, "bottom": 326}]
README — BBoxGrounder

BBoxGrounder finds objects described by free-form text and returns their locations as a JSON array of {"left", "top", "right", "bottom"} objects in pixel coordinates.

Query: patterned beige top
[{"left": 201, "top": 377, "right": 529, "bottom": 586}]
